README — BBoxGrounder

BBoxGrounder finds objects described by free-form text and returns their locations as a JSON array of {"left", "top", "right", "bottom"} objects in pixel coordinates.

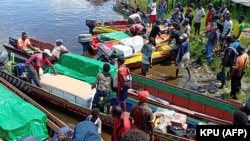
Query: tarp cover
[
  {"left": 0, "top": 84, "right": 48, "bottom": 141},
  {"left": 99, "top": 31, "right": 130, "bottom": 42},
  {"left": 231, "top": 0, "right": 250, "bottom": 7},
  {"left": 46, "top": 53, "right": 117, "bottom": 85}
]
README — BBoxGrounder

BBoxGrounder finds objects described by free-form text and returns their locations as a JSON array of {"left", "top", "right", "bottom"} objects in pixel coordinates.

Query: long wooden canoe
[
  {"left": 0, "top": 63, "right": 232, "bottom": 141},
  {"left": 4, "top": 37, "right": 175, "bottom": 70},
  {"left": 0, "top": 77, "right": 72, "bottom": 140}
]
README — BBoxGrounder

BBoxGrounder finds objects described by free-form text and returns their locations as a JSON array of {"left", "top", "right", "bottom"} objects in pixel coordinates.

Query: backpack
[
  {"left": 121, "top": 66, "right": 132, "bottom": 89},
  {"left": 222, "top": 47, "right": 238, "bottom": 67}
]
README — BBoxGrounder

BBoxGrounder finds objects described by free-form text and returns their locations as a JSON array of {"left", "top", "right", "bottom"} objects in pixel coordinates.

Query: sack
[
  {"left": 113, "top": 74, "right": 118, "bottom": 88},
  {"left": 216, "top": 71, "right": 226, "bottom": 81}
]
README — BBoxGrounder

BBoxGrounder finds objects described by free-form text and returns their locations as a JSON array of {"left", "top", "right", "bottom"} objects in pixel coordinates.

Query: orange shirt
[
  {"left": 113, "top": 113, "right": 131, "bottom": 141},
  {"left": 233, "top": 53, "right": 249, "bottom": 69},
  {"left": 17, "top": 38, "right": 31, "bottom": 51}
]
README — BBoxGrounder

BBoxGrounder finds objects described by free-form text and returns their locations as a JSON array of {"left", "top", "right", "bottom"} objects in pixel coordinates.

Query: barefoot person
[
  {"left": 17, "top": 32, "right": 36, "bottom": 54},
  {"left": 175, "top": 33, "right": 191, "bottom": 79}
]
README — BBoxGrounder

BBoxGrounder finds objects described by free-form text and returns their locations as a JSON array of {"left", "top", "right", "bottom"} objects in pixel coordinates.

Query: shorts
[
  {"left": 176, "top": 52, "right": 190, "bottom": 69},
  {"left": 194, "top": 22, "right": 201, "bottom": 29},
  {"left": 92, "top": 90, "right": 111, "bottom": 105},
  {"left": 142, "top": 63, "right": 150, "bottom": 73},
  {"left": 118, "top": 88, "right": 128, "bottom": 102},
  {"left": 149, "top": 15, "right": 156, "bottom": 22}
]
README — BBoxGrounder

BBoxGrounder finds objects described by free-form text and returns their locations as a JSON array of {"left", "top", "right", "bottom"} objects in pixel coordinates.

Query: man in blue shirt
[
  {"left": 176, "top": 33, "right": 191, "bottom": 79},
  {"left": 141, "top": 37, "right": 154, "bottom": 76}
]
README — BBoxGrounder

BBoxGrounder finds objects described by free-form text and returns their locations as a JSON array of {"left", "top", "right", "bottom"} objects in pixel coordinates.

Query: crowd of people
[{"left": 124, "top": 0, "right": 249, "bottom": 99}]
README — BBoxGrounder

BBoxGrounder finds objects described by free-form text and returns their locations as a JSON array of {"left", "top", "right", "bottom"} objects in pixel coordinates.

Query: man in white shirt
[
  {"left": 220, "top": 12, "right": 233, "bottom": 51},
  {"left": 51, "top": 39, "right": 68, "bottom": 63},
  {"left": 149, "top": 0, "right": 157, "bottom": 27},
  {"left": 194, "top": 3, "right": 205, "bottom": 35}
]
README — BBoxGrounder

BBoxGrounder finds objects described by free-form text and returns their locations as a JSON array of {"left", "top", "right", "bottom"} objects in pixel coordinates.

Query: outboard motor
[
  {"left": 86, "top": 20, "right": 96, "bottom": 35},
  {"left": 0, "top": 50, "right": 9, "bottom": 67},
  {"left": 78, "top": 34, "right": 93, "bottom": 53},
  {"left": 93, "top": 44, "right": 118, "bottom": 65}
]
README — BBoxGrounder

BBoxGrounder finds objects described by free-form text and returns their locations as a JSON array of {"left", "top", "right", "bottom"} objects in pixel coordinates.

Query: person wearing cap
[
  {"left": 130, "top": 91, "right": 154, "bottom": 141},
  {"left": 229, "top": 46, "right": 249, "bottom": 99},
  {"left": 205, "top": 3, "right": 215, "bottom": 27},
  {"left": 194, "top": 3, "right": 205, "bottom": 35},
  {"left": 149, "top": 20, "right": 164, "bottom": 46},
  {"left": 51, "top": 39, "right": 68, "bottom": 63},
  {"left": 232, "top": 15, "right": 245, "bottom": 40},
  {"left": 17, "top": 32, "right": 36, "bottom": 54},
  {"left": 149, "top": 0, "right": 157, "bottom": 27},
  {"left": 204, "top": 25, "right": 219, "bottom": 63},
  {"left": 128, "top": 12, "right": 142, "bottom": 25},
  {"left": 25, "top": 49, "right": 57, "bottom": 87},
  {"left": 175, "top": 33, "right": 191, "bottom": 79},
  {"left": 219, "top": 12, "right": 233, "bottom": 52},
  {"left": 184, "top": 7, "right": 193, "bottom": 26},
  {"left": 116, "top": 56, "right": 131, "bottom": 112},
  {"left": 111, "top": 105, "right": 131, "bottom": 141},
  {"left": 141, "top": 37, "right": 154, "bottom": 76}
]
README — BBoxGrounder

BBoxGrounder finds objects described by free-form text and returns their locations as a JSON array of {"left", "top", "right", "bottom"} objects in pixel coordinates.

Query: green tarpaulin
[
  {"left": 46, "top": 53, "right": 118, "bottom": 85},
  {"left": 99, "top": 31, "right": 130, "bottom": 42},
  {"left": 0, "top": 84, "right": 48, "bottom": 141}
]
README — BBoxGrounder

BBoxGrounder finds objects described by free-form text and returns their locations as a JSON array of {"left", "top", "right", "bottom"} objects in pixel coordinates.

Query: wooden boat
[
  {"left": 4, "top": 36, "right": 175, "bottom": 70},
  {"left": 0, "top": 77, "right": 71, "bottom": 140},
  {"left": 112, "top": 2, "right": 149, "bottom": 23},
  {"left": 0, "top": 53, "right": 236, "bottom": 141}
]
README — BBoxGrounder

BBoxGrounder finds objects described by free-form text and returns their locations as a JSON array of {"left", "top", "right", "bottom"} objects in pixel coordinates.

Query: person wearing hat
[
  {"left": 184, "top": 7, "right": 193, "bottom": 26},
  {"left": 205, "top": 3, "right": 215, "bottom": 27},
  {"left": 149, "top": 20, "right": 164, "bottom": 46},
  {"left": 130, "top": 91, "right": 154, "bottom": 141},
  {"left": 51, "top": 39, "right": 68, "bottom": 63},
  {"left": 25, "top": 49, "right": 57, "bottom": 87},
  {"left": 229, "top": 46, "right": 249, "bottom": 99},
  {"left": 176, "top": 1, "right": 184, "bottom": 13},
  {"left": 194, "top": 3, "right": 205, "bottom": 35},
  {"left": 175, "top": 33, "right": 191, "bottom": 79},
  {"left": 204, "top": 25, "right": 219, "bottom": 63}
]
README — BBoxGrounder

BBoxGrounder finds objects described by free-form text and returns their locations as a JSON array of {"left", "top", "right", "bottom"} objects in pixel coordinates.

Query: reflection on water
[{"left": 0, "top": 0, "right": 122, "bottom": 53}]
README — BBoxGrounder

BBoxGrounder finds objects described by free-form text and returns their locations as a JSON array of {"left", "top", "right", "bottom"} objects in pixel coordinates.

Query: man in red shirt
[
  {"left": 117, "top": 57, "right": 131, "bottom": 112},
  {"left": 25, "top": 49, "right": 57, "bottom": 87},
  {"left": 111, "top": 105, "right": 131, "bottom": 141},
  {"left": 130, "top": 91, "right": 154, "bottom": 141},
  {"left": 205, "top": 3, "right": 215, "bottom": 26}
]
